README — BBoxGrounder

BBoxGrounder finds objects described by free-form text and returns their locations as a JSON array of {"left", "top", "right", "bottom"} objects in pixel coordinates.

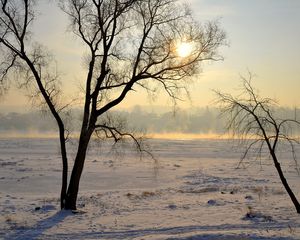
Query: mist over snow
[{"left": 0, "top": 105, "right": 300, "bottom": 137}]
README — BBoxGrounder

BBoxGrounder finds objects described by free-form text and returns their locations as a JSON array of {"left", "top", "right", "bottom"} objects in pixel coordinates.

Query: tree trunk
[
  {"left": 59, "top": 127, "right": 68, "bottom": 209},
  {"left": 64, "top": 134, "right": 91, "bottom": 210},
  {"left": 271, "top": 152, "right": 300, "bottom": 213},
  {"left": 23, "top": 56, "right": 69, "bottom": 209}
]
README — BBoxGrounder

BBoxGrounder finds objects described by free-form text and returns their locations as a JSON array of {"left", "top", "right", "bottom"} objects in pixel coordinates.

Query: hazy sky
[{"left": 1, "top": 0, "right": 300, "bottom": 112}]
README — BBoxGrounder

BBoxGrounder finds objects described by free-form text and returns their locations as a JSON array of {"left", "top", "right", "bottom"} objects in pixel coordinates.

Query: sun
[{"left": 176, "top": 42, "right": 193, "bottom": 58}]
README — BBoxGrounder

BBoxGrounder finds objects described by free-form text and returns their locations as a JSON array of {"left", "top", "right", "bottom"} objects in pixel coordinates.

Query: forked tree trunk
[
  {"left": 64, "top": 134, "right": 92, "bottom": 210},
  {"left": 271, "top": 151, "right": 300, "bottom": 213}
]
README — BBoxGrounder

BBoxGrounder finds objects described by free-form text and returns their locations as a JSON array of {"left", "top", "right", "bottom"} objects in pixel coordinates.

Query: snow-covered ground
[{"left": 0, "top": 137, "right": 300, "bottom": 240}]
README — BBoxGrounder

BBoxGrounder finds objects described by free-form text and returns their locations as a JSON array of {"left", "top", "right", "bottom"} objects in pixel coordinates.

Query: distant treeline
[
  {"left": 0, "top": 105, "right": 299, "bottom": 135},
  {"left": 0, "top": 111, "right": 57, "bottom": 133},
  {"left": 117, "top": 106, "right": 225, "bottom": 134}
]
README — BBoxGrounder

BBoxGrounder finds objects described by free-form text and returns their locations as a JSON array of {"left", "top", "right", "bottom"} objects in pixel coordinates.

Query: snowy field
[{"left": 0, "top": 137, "right": 300, "bottom": 240}]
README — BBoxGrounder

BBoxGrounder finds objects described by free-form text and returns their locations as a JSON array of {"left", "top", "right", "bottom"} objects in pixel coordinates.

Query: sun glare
[{"left": 176, "top": 42, "right": 193, "bottom": 58}]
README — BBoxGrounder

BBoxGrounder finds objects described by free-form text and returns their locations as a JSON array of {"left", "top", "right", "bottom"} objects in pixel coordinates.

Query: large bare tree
[
  {"left": 215, "top": 76, "right": 300, "bottom": 213},
  {"left": 0, "top": 0, "right": 226, "bottom": 210}
]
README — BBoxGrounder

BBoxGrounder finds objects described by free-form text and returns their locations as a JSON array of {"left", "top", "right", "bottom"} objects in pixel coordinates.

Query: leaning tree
[
  {"left": 0, "top": 0, "right": 226, "bottom": 210},
  {"left": 215, "top": 76, "right": 300, "bottom": 213}
]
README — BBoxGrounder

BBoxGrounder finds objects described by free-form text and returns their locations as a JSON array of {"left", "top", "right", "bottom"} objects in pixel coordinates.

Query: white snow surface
[{"left": 0, "top": 138, "right": 300, "bottom": 240}]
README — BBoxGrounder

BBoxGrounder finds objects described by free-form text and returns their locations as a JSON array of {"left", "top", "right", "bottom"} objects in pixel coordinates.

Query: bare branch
[
  {"left": 215, "top": 75, "right": 300, "bottom": 213},
  {"left": 94, "top": 113, "right": 154, "bottom": 159}
]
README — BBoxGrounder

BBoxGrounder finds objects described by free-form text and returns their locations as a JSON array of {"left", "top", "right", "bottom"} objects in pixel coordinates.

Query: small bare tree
[
  {"left": 215, "top": 75, "right": 300, "bottom": 213},
  {"left": 0, "top": 0, "right": 226, "bottom": 210}
]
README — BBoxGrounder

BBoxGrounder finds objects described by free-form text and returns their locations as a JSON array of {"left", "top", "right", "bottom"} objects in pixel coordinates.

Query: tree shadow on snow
[
  {"left": 5, "top": 210, "right": 72, "bottom": 240},
  {"left": 168, "top": 234, "right": 295, "bottom": 240},
  {"left": 26, "top": 222, "right": 299, "bottom": 240}
]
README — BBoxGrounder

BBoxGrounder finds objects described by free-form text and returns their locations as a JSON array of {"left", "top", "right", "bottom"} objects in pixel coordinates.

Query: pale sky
[{"left": 1, "top": 0, "right": 300, "bottom": 112}]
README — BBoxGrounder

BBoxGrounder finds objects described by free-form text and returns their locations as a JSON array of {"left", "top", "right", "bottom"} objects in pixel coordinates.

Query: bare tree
[
  {"left": 0, "top": 0, "right": 69, "bottom": 209},
  {"left": 0, "top": 0, "right": 226, "bottom": 210},
  {"left": 215, "top": 75, "right": 300, "bottom": 213}
]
